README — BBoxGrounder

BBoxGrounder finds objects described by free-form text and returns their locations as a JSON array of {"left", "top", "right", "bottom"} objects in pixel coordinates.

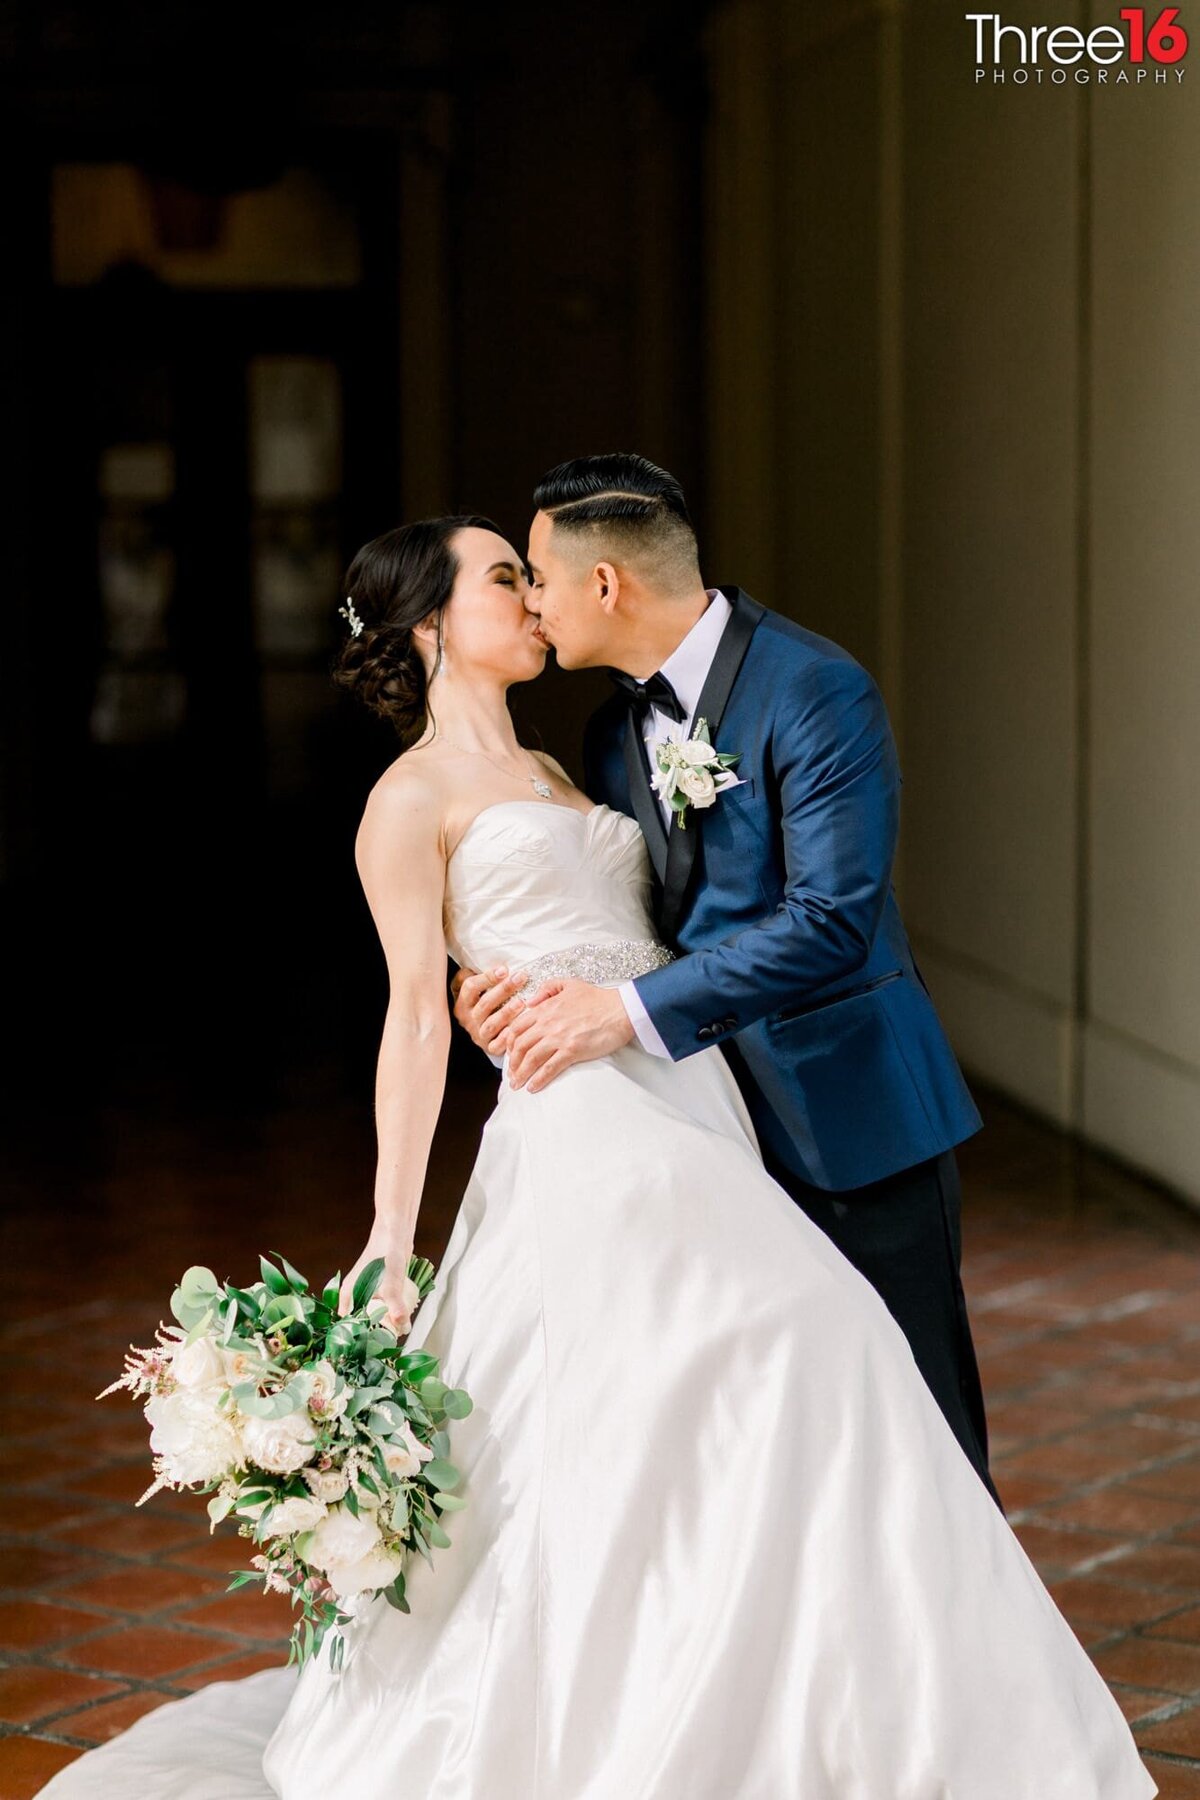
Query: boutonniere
[{"left": 650, "top": 716, "right": 744, "bottom": 830}]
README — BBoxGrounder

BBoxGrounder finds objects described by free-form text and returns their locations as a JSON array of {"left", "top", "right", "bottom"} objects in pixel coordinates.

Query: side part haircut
[{"left": 534, "top": 453, "right": 701, "bottom": 595}]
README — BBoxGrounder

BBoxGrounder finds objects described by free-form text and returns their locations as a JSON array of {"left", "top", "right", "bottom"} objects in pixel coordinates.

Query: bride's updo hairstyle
[{"left": 332, "top": 514, "right": 503, "bottom": 748}]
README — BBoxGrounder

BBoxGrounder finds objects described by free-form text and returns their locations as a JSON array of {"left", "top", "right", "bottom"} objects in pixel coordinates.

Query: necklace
[{"left": 427, "top": 732, "right": 554, "bottom": 799}]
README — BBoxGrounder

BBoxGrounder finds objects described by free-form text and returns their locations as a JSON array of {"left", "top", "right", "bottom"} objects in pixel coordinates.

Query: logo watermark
[{"left": 967, "top": 8, "right": 1188, "bottom": 81}]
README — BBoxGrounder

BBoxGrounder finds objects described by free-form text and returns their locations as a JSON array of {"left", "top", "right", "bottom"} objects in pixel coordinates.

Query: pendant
[{"left": 531, "top": 777, "right": 553, "bottom": 799}]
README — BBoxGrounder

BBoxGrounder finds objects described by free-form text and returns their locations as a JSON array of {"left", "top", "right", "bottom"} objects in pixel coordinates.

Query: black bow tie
[{"left": 606, "top": 667, "right": 687, "bottom": 724}]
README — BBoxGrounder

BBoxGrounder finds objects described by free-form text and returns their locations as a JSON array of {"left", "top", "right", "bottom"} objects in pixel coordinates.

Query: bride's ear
[{"left": 411, "top": 608, "right": 444, "bottom": 671}]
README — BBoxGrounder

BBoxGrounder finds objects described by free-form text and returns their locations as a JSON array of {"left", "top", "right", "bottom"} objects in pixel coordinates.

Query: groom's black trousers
[{"left": 751, "top": 1123, "right": 1004, "bottom": 1514}]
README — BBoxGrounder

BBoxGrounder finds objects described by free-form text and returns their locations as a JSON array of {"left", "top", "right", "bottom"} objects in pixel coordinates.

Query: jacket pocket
[
  {"left": 773, "top": 966, "right": 903, "bottom": 1024},
  {"left": 714, "top": 774, "right": 756, "bottom": 804}
]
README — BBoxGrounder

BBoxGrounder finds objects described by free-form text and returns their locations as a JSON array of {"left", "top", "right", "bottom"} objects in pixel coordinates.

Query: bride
[{"left": 40, "top": 517, "right": 1156, "bottom": 1798}]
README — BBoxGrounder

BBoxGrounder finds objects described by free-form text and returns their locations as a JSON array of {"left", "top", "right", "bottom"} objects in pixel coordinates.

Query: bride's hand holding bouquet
[{"left": 340, "top": 1230, "right": 418, "bottom": 1336}]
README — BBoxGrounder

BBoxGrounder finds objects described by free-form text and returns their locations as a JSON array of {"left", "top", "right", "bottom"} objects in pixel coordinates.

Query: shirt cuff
[{"left": 617, "top": 978, "right": 671, "bottom": 1058}]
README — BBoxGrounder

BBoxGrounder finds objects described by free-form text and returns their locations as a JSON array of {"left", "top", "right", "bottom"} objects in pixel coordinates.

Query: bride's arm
[{"left": 338, "top": 776, "right": 451, "bottom": 1333}]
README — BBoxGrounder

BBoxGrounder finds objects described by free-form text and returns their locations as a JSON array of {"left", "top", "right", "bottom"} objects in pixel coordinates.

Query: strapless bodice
[{"left": 443, "top": 800, "right": 667, "bottom": 982}]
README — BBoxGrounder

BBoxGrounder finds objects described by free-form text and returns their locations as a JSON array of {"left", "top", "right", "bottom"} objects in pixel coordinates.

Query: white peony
[
  {"left": 240, "top": 1410, "right": 318, "bottom": 1475},
  {"left": 382, "top": 1421, "right": 434, "bottom": 1481},
  {"left": 324, "top": 1544, "right": 405, "bottom": 1600},
  {"left": 171, "top": 1335, "right": 228, "bottom": 1392},
  {"left": 302, "top": 1464, "right": 350, "bottom": 1502},
  {"left": 307, "top": 1504, "right": 382, "bottom": 1573},
  {"left": 261, "top": 1494, "right": 327, "bottom": 1539},
  {"left": 144, "top": 1388, "right": 243, "bottom": 1485}
]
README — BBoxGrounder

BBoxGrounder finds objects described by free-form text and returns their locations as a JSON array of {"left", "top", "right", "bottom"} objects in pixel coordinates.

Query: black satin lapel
[
  {"left": 691, "top": 587, "right": 766, "bottom": 744},
  {"left": 623, "top": 713, "right": 669, "bottom": 883},
  {"left": 659, "top": 587, "right": 766, "bottom": 940}
]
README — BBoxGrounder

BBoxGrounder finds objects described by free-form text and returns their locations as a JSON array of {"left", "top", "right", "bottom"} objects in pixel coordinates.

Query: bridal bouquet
[{"left": 97, "top": 1252, "right": 473, "bottom": 1671}]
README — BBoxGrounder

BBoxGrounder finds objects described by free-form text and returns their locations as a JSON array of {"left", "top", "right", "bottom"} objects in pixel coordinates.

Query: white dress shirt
[{"left": 616, "top": 588, "right": 732, "bottom": 1058}]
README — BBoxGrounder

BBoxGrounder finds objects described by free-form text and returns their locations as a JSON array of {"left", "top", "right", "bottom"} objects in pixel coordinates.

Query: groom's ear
[{"left": 594, "top": 561, "right": 621, "bottom": 616}]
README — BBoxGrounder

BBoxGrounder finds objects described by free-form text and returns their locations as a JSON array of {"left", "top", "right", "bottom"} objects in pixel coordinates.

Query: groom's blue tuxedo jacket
[{"left": 582, "top": 585, "right": 983, "bottom": 1192}]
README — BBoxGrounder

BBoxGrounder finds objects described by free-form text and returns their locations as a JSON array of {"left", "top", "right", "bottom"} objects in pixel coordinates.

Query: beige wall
[
  {"left": 704, "top": 0, "right": 1200, "bottom": 1205},
  {"left": 1085, "top": 90, "right": 1200, "bottom": 1197}
]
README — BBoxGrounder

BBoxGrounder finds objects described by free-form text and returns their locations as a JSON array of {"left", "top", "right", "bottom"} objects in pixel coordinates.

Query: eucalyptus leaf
[
  {"left": 170, "top": 1289, "right": 212, "bottom": 1330},
  {"left": 238, "top": 1387, "right": 303, "bottom": 1420},
  {"left": 422, "top": 1458, "right": 461, "bottom": 1491},
  {"left": 346, "top": 1383, "right": 393, "bottom": 1418},
  {"left": 442, "top": 1388, "right": 473, "bottom": 1419},
  {"left": 432, "top": 1491, "right": 468, "bottom": 1512},
  {"left": 180, "top": 1265, "right": 219, "bottom": 1301},
  {"left": 425, "top": 1518, "right": 452, "bottom": 1549}
]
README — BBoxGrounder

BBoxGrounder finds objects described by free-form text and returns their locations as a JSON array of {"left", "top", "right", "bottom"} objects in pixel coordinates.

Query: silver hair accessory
[{"left": 338, "top": 596, "right": 364, "bottom": 637}]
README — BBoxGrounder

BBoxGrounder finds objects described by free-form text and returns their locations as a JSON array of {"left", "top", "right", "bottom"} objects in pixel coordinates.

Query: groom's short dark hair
[{"left": 533, "top": 452, "right": 701, "bottom": 593}]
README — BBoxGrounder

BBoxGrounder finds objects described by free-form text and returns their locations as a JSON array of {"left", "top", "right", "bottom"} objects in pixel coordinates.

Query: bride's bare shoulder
[{"left": 356, "top": 751, "right": 449, "bottom": 862}]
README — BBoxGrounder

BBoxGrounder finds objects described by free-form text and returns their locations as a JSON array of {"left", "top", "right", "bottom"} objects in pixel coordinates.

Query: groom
[{"left": 454, "top": 452, "right": 1001, "bottom": 1511}]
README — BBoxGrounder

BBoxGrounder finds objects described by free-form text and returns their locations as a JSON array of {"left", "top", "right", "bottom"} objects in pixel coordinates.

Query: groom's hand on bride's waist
[
  {"left": 451, "top": 965, "right": 528, "bottom": 1060},
  {"left": 504, "top": 979, "right": 635, "bottom": 1092}
]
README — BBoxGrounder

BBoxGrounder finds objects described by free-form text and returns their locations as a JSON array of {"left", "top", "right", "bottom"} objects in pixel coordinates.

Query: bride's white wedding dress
[{"left": 41, "top": 799, "right": 1156, "bottom": 1799}]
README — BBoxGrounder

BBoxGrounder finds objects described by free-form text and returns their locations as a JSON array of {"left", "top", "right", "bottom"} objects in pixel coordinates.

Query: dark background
[{"left": 0, "top": 1, "right": 710, "bottom": 1119}]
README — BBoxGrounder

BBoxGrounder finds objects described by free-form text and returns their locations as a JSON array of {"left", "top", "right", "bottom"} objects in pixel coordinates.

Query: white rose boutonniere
[{"left": 650, "top": 716, "right": 744, "bottom": 830}]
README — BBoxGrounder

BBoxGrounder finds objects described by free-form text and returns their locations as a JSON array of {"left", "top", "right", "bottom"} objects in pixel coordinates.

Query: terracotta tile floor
[{"left": 2, "top": 1076, "right": 1199, "bottom": 1796}]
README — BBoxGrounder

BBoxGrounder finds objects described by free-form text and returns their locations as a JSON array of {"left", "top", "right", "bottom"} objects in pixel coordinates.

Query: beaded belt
[{"left": 512, "top": 938, "right": 676, "bottom": 996}]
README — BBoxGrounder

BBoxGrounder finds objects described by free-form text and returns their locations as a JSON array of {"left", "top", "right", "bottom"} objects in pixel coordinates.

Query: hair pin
[{"left": 338, "top": 597, "right": 364, "bottom": 638}]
